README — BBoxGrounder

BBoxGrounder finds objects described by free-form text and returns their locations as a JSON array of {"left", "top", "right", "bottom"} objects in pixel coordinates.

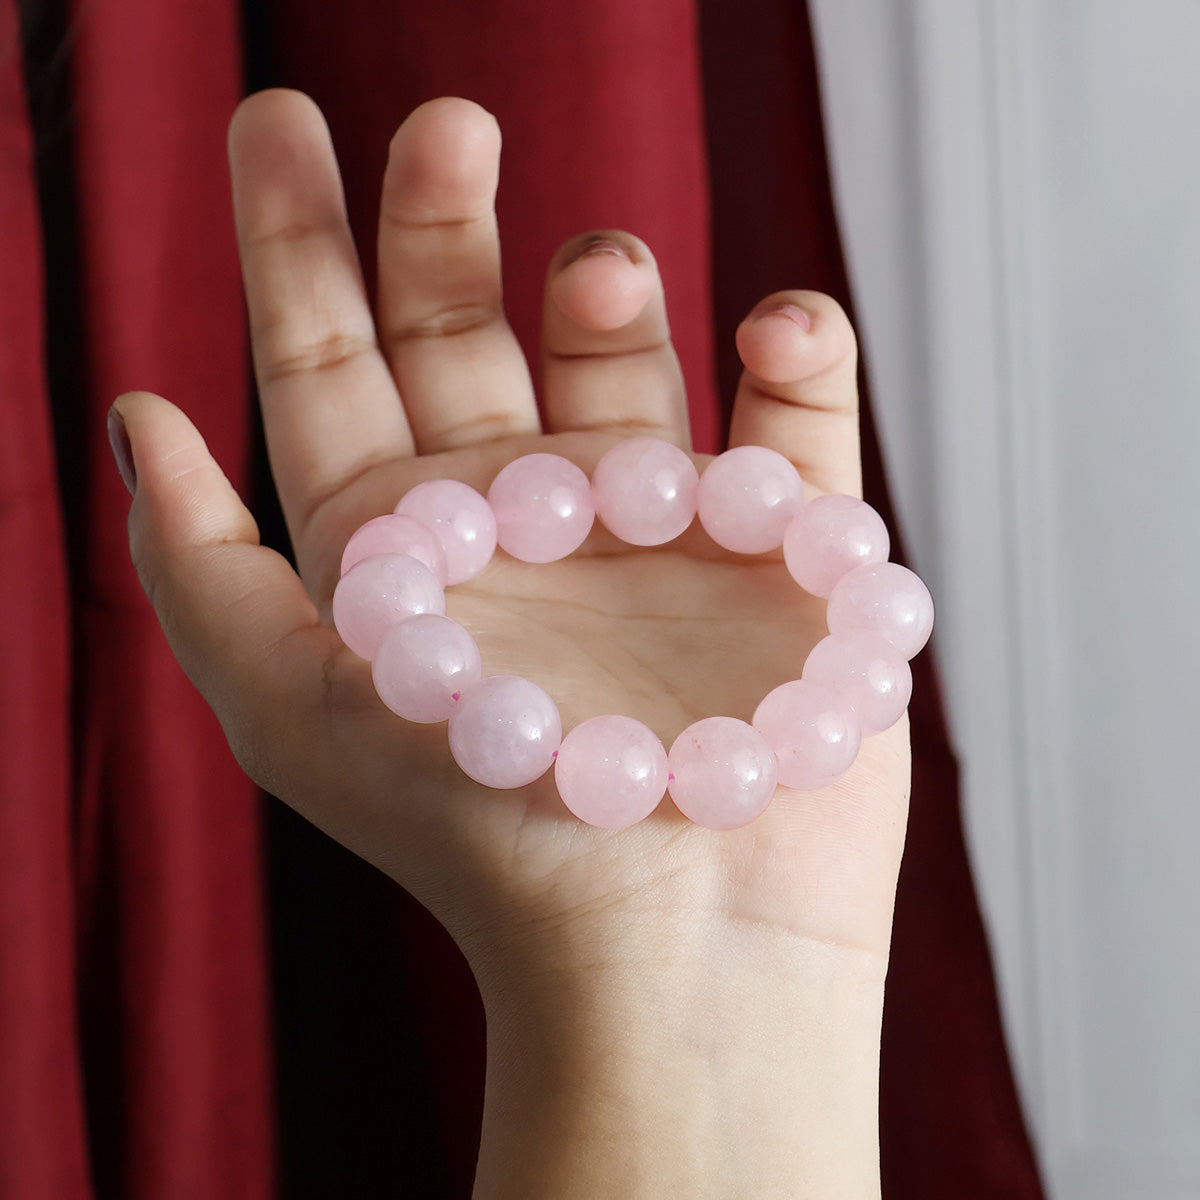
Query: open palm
[{"left": 119, "top": 90, "right": 909, "bottom": 991}]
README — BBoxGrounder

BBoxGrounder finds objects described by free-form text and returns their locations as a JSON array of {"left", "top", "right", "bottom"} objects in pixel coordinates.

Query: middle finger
[{"left": 375, "top": 98, "right": 541, "bottom": 455}]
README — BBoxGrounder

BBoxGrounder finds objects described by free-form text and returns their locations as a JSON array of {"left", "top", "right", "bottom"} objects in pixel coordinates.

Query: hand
[{"left": 115, "top": 89, "right": 908, "bottom": 1198}]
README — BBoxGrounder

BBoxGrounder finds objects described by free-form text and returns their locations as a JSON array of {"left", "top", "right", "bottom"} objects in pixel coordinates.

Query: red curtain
[
  {"left": 1, "top": 0, "right": 1044, "bottom": 1196},
  {"left": 1, "top": 2, "right": 90, "bottom": 1194}
]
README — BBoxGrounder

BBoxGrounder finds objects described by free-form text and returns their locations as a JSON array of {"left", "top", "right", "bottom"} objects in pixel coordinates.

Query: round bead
[
  {"left": 826, "top": 562, "right": 934, "bottom": 660},
  {"left": 801, "top": 631, "right": 912, "bottom": 736},
  {"left": 371, "top": 614, "right": 482, "bottom": 723},
  {"left": 751, "top": 680, "right": 861, "bottom": 791},
  {"left": 395, "top": 479, "right": 497, "bottom": 585},
  {"left": 696, "top": 445, "right": 805, "bottom": 553},
  {"left": 340, "top": 513, "right": 449, "bottom": 583},
  {"left": 667, "top": 717, "right": 778, "bottom": 830},
  {"left": 331, "top": 554, "right": 445, "bottom": 661},
  {"left": 447, "top": 675, "right": 562, "bottom": 789},
  {"left": 554, "top": 715, "right": 668, "bottom": 829},
  {"left": 487, "top": 453, "right": 595, "bottom": 563},
  {"left": 783, "top": 494, "right": 889, "bottom": 597},
  {"left": 591, "top": 437, "right": 700, "bottom": 545}
]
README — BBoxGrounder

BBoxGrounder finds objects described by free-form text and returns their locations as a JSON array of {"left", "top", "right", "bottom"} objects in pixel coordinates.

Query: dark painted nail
[
  {"left": 755, "top": 302, "right": 812, "bottom": 332},
  {"left": 563, "top": 237, "right": 629, "bottom": 268},
  {"left": 107, "top": 406, "right": 137, "bottom": 497}
]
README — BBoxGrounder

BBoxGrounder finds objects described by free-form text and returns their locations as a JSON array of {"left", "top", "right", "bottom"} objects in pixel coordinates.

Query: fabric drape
[
  {"left": 8, "top": 1, "right": 272, "bottom": 1196},
  {"left": 1, "top": 0, "right": 1045, "bottom": 1195},
  {"left": 1, "top": 1, "right": 90, "bottom": 1194}
]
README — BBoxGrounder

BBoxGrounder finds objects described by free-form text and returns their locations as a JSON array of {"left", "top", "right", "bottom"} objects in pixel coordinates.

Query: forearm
[{"left": 470, "top": 917, "right": 886, "bottom": 1199}]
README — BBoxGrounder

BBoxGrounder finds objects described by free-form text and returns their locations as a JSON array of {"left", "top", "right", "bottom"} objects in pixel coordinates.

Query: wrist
[{"left": 470, "top": 912, "right": 886, "bottom": 1199}]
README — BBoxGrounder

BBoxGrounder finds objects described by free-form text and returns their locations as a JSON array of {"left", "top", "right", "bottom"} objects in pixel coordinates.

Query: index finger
[{"left": 228, "top": 89, "right": 415, "bottom": 543}]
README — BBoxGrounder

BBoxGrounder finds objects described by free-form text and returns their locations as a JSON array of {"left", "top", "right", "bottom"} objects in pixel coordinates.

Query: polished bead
[
  {"left": 826, "top": 562, "right": 934, "bottom": 660},
  {"left": 696, "top": 445, "right": 805, "bottom": 553},
  {"left": 371, "top": 614, "right": 482, "bottom": 723},
  {"left": 488, "top": 453, "right": 595, "bottom": 562},
  {"left": 783, "top": 494, "right": 889, "bottom": 597},
  {"left": 340, "top": 513, "right": 448, "bottom": 583},
  {"left": 447, "top": 675, "right": 562, "bottom": 789},
  {"left": 666, "top": 717, "right": 778, "bottom": 830},
  {"left": 752, "top": 679, "right": 861, "bottom": 790},
  {"left": 554, "top": 715, "right": 668, "bottom": 828},
  {"left": 395, "top": 479, "right": 497, "bottom": 585},
  {"left": 801, "top": 631, "right": 911, "bottom": 736},
  {"left": 331, "top": 554, "right": 445, "bottom": 660},
  {"left": 591, "top": 437, "right": 699, "bottom": 545}
]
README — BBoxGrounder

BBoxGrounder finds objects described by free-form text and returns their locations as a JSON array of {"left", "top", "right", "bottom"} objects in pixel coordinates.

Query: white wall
[{"left": 808, "top": 2, "right": 1200, "bottom": 1197}]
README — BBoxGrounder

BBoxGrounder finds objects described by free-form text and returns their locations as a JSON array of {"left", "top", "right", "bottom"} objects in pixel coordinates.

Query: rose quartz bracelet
[{"left": 331, "top": 438, "right": 933, "bottom": 831}]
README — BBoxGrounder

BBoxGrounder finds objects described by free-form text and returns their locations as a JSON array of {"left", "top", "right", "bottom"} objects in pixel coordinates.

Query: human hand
[{"left": 114, "top": 90, "right": 907, "bottom": 1198}]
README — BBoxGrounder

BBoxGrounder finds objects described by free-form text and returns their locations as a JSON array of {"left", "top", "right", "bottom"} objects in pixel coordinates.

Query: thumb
[{"left": 110, "top": 390, "right": 334, "bottom": 794}]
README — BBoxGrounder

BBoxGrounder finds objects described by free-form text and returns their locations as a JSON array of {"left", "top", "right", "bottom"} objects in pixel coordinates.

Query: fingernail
[
  {"left": 107, "top": 405, "right": 137, "bottom": 497},
  {"left": 563, "top": 237, "right": 630, "bottom": 268},
  {"left": 755, "top": 303, "right": 812, "bottom": 332}
]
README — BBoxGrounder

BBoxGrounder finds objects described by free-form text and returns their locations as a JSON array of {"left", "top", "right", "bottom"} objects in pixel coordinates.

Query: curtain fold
[
  {"left": 1, "top": 4, "right": 90, "bottom": 1195},
  {"left": 7, "top": 0, "right": 275, "bottom": 1196},
  {"left": 2, "top": 0, "right": 1043, "bottom": 1195},
  {"left": 696, "top": 3, "right": 1045, "bottom": 1194},
  {"left": 66, "top": 0, "right": 274, "bottom": 1189}
]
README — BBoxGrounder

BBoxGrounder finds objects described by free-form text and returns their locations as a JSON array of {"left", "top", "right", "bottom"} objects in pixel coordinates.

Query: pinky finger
[{"left": 727, "top": 291, "right": 862, "bottom": 499}]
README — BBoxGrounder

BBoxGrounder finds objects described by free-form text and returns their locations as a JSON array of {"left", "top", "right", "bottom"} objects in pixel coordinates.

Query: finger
[
  {"left": 376, "top": 97, "right": 539, "bottom": 454},
  {"left": 115, "top": 390, "right": 465, "bottom": 883},
  {"left": 113, "top": 390, "right": 342, "bottom": 798},
  {"left": 728, "top": 291, "right": 861, "bottom": 498},
  {"left": 540, "top": 232, "right": 689, "bottom": 445},
  {"left": 228, "top": 89, "right": 414, "bottom": 541}
]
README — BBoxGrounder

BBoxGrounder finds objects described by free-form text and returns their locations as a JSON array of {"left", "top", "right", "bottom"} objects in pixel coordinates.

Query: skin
[{"left": 113, "top": 90, "right": 910, "bottom": 1198}]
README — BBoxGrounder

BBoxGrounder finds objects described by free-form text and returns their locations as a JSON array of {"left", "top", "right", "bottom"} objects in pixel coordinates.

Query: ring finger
[{"left": 540, "top": 231, "right": 689, "bottom": 445}]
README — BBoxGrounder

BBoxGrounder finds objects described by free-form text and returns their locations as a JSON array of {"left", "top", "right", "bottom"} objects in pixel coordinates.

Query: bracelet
[{"left": 331, "top": 438, "right": 933, "bottom": 831}]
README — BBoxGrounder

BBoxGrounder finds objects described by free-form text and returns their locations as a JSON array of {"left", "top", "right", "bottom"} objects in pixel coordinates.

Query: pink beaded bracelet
[{"left": 331, "top": 438, "right": 933, "bottom": 831}]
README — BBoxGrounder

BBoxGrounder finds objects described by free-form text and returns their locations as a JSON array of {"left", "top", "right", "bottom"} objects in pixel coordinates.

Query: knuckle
[
  {"left": 422, "top": 409, "right": 532, "bottom": 450},
  {"left": 544, "top": 340, "right": 669, "bottom": 366},
  {"left": 128, "top": 527, "right": 181, "bottom": 642},
  {"left": 241, "top": 217, "right": 346, "bottom": 255},
  {"left": 384, "top": 300, "right": 500, "bottom": 343},
  {"left": 379, "top": 206, "right": 484, "bottom": 235},
  {"left": 257, "top": 328, "right": 378, "bottom": 386},
  {"left": 225, "top": 713, "right": 288, "bottom": 798}
]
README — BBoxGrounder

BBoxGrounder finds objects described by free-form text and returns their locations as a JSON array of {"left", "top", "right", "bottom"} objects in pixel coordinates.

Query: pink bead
[
  {"left": 826, "top": 562, "right": 934, "bottom": 660},
  {"left": 591, "top": 437, "right": 700, "bottom": 545},
  {"left": 395, "top": 479, "right": 497, "bottom": 585},
  {"left": 487, "top": 453, "right": 595, "bottom": 563},
  {"left": 340, "top": 513, "right": 449, "bottom": 583},
  {"left": 697, "top": 445, "right": 805, "bottom": 553},
  {"left": 666, "top": 717, "right": 778, "bottom": 830},
  {"left": 371, "top": 614, "right": 482, "bottom": 723},
  {"left": 783, "top": 494, "right": 889, "bottom": 597},
  {"left": 554, "top": 715, "right": 668, "bottom": 829},
  {"left": 331, "top": 554, "right": 445, "bottom": 660},
  {"left": 802, "top": 632, "right": 912, "bottom": 736},
  {"left": 447, "top": 675, "right": 562, "bottom": 789},
  {"left": 752, "top": 680, "right": 861, "bottom": 790}
]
